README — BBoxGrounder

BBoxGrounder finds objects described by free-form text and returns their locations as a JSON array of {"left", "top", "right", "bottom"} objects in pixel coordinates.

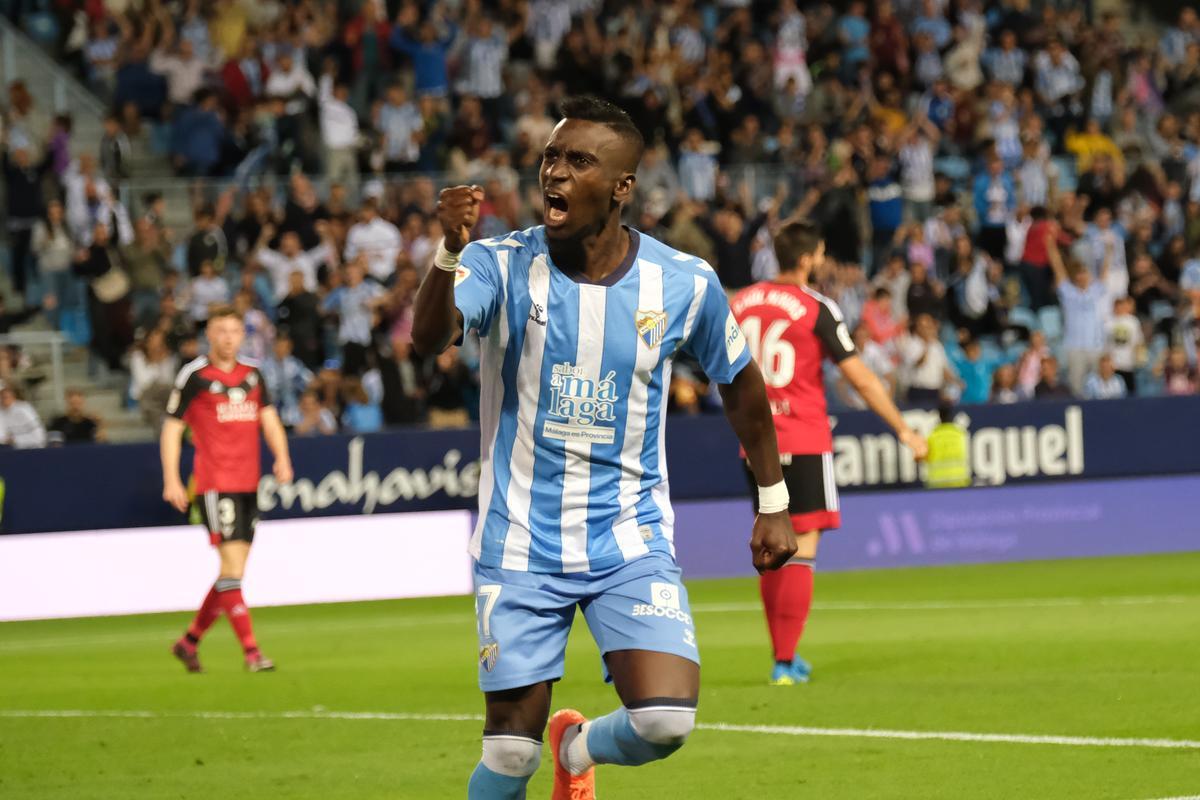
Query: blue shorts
[{"left": 472, "top": 552, "right": 699, "bottom": 692}]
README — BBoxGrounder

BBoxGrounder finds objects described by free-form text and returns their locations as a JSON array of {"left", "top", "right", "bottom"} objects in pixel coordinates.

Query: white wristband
[
  {"left": 757, "top": 480, "right": 790, "bottom": 515},
  {"left": 434, "top": 238, "right": 462, "bottom": 273}
]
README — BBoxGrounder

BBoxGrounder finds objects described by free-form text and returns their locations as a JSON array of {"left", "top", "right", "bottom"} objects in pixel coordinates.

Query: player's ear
[{"left": 613, "top": 172, "right": 636, "bottom": 204}]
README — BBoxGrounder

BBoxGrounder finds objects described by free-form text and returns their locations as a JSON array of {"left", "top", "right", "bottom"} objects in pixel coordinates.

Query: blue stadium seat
[
  {"left": 1038, "top": 306, "right": 1064, "bottom": 343},
  {"left": 1008, "top": 306, "right": 1039, "bottom": 333},
  {"left": 1052, "top": 157, "right": 1078, "bottom": 194}
]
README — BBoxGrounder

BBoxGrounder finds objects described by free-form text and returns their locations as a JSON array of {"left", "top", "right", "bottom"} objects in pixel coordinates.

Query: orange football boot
[{"left": 549, "top": 708, "right": 596, "bottom": 800}]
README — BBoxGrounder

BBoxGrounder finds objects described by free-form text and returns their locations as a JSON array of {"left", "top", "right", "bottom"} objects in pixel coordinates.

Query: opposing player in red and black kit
[
  {"left": 161, "top": 306, "right": 293, "bottom": 673},
  {"left": 732, "top": 220, "right": 928, "bottom": 685}
]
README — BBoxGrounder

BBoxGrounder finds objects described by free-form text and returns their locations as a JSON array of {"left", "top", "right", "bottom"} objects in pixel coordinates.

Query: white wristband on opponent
[
  {"left": 434, "top": 238, "right": 462, "bottom": 273},
  {"left": 757, "top": 480, "right": 790, "bottom": 514}
]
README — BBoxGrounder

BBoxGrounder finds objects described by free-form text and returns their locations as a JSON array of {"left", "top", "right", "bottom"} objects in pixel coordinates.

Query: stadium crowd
[{"left": 2, "top": 0, "right": 1200, "bottom": 447}]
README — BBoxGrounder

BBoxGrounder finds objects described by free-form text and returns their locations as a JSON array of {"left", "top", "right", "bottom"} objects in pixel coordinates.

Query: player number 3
[
  {"left": 740, "top": 317, "right": 796, "bottom": 388},
  {"left": 217, "top": 498, "right": 237, "bottom": 538}
]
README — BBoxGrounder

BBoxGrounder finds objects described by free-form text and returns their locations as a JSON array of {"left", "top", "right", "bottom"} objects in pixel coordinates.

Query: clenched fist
[{"left": 438, "top": 185, "right": 484, "bottom": 253}]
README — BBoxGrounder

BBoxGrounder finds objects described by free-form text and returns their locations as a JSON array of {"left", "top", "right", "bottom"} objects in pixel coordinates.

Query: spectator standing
[
  {"left": 124, "top": 217, "right": 172, "bottom": 328},
  {"left": 901, "top": 313, "right": 958, "bottom": 407},
  {"left": 973, "top": 156, "right": 1016, "bottom": 262},
  {"left": 867, "top": 156, "right": 904, "bottom": 272},
  {"left": 341, "top": 0, "right": 394, "bottom": 113},
  {"left": 276, "top": 270, "right": 324, "bottom": 370},
  {"left": 952, "top": 339, "right": 1006, "bottom": 406},
  {"left": 185, "top": 201, "right": 230, "bottom": 277},
  {"left": 0, "top": 385, "right": 47, "bottom": 449},
  {"left": 318, "top": 72, "right": 360, "bottom": 184},
  {"left": 261, "top": 335, "right": 314, "bottom": 428},
  {"left": 1075, "top": 207, "right": 1128, "bottom": 302},
  {"left": 264, "top": 48, "right": 317, "bottom": 173},
  {"left": 344, "top": 199, "right": 402, "bottom": 284},
  {"left": 170, "top": 90, "right": 226, "bottom": 177},
  {"left": 31, "top": 200, "right": 77, "bottom": 331},
  {"left": 186, "top": 260, "right": 231, "bottom": 328},
  {"left": 323, "top": 257, "right": 385, "bottom": 375},
  {"left": 1107, "top": 296, "right": 1143, "bottom": 394},
  {"left": 48, "top": 388, "right": 106, "bottom": 445},
  {"left": 1035, "top": 39, "right": 1085, "bottom": 145},
  {"left": 149, "top": 25, "right": 215, "bottom": 108},
  {"left": 255, "top": 223, "right": 337, "bottom": 301},
  {"left": 2, "top": 132, "right": 53, "bottom": 302},
  {"left": 234, "top": 290, "right": 274, "bottom": 363},
  {"left": 99, "top": 113, "right": 131, "bottom": 189},
  {"left": 73, "top": 221, "right": 133, "bottom": 374},
  {"left": 677, "top": 129, "right": 719, "bottom": 203},
  {"left": 1049, "top": 238, "right": 1110, "bottom": 396},
  {"left": 456, "top": 13, "right": 510, "bottom": 126},
  {"left": 898, "top": 118, "right": 939, "bottom": 222},
  {"left": 1083, "top": 354, "right": 1127, "bottom": 400},
  {"left": 389, "top": 6, "right": 456, "bottom": 98},
  {"left": 128, "top": 329, "right": 178, "bottom": 430},
  {"left": 906, "top": 261, "right": 944, "bottom": 321},
  {"left": 861, "top": 287, "right": 906, "bottom": 348},
  {"left": 375, "top": 84, "right": 423, "bottom": 172}
]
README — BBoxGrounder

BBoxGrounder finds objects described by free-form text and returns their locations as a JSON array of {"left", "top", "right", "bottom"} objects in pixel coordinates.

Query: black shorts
[
  {"left": 744, "top": 453, "right": 841, "bottom": 532},
  {"left": 198, "top": 491, "right": 260, "bottom": 546}
]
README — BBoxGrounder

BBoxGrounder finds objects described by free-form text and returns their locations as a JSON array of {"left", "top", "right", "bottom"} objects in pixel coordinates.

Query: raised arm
[
  {"left": 1046, "top": 232, "right": 1069, "bottom": 287},
  {"left": 412, "top": 185, "right": 482, "bottom": 356}
]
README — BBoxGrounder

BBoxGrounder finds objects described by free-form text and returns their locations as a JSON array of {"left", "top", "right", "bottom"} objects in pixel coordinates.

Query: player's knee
[
  {"left": 480, "top": 735, "right": 542, "bottom": 778},
  {"left": 628, "top": 705, "right": 696, "bottom": 756}
]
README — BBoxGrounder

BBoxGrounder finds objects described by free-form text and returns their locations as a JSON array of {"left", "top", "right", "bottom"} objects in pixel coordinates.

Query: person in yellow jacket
[{"left": 925, "top": 404, "right": 971, "bottom": 488}]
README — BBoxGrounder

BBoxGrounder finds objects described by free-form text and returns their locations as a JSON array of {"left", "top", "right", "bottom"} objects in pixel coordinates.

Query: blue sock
[
  {"left": 583, "top": 707, "right": 670, "bottom": 767},
  {"left": 467, "top": 762, "right": 529, "bottom": 799}
]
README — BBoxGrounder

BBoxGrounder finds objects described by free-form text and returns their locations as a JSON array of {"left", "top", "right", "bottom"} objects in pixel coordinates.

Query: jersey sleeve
[
  {"left": 453, "top": 242, "right": 504, "bottom": 337},
  {"left": 813, "top": 299, "right": 857, "bottom": 363},
  {"left": 166, "top": 369, "right": 204, "bottom": 420},
  {"left": 683, "top": 270, "right": 751, "bottom": 384},
  {"left": 254, "top": 368, "right": 273, "bottom": 408}
]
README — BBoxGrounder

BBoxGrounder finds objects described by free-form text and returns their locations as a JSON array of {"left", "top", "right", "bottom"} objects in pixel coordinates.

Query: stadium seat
[
  {"left": 1038, "top": 307, "right": 1064, "bottom": 344},
  {"left": 1008, "top": 306, "right": 1039, "bottom": 333}
]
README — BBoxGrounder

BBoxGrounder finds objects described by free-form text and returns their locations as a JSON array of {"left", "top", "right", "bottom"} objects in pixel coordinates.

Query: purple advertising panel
[{"left": 672, "top": 475, "right": 1200, "bottom": 578}]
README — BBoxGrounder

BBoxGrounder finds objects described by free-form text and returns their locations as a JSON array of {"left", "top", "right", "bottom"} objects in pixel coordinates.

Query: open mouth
[{"left": 543, "top": 192, "right": 569, "bottom": 226}]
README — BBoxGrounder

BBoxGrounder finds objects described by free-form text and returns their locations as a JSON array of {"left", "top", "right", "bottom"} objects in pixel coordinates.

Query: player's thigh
[
  {"left": 581, "top": 553, "right": 700, "bottom": 699},
  {"left": 473, "top": 562, "right": 575, "bottom": 696},
  {"left": 483, "top": 682, "right": 553, "bottom": 737},
  {"left": 605, "top": 650, "right": 699, "bottom": 707}
]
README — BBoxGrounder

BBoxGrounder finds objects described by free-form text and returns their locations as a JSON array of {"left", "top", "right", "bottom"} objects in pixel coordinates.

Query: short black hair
[
  {"left": 773, "top": 219, "right": 824, "bottom": 273},
  {"left": 939, "top": 402, "right": 956, "bottom": 423},
  {"left": 558, "top": 95, "right": 645, "bottom": 165}
]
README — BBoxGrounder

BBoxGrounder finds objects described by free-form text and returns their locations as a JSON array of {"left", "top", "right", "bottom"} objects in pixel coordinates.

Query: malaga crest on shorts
[{"left": 455, "top": 226, "right": 750, "bottom": 574}]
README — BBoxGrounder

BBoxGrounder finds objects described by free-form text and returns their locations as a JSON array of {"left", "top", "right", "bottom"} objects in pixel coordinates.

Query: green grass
[{"left": 2, "top": 553, "right": 1200, "bottom": 799}]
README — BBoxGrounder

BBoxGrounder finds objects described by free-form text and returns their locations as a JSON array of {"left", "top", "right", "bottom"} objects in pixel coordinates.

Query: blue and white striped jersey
[{"left": 455, "top": 227, "right": 751, "bottom": 574}]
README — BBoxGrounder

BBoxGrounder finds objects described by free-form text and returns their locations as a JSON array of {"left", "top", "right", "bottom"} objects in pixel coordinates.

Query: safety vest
[{"left": 925, "top": 423, "right": 971, "bottom": 489}]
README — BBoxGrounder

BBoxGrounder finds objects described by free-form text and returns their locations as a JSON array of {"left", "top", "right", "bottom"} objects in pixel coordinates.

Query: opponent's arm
[
  {"left": 160, "top": 416, "right": 189, "bottom": 512},
  {"left": 412, "top": 185, "right": 483, "bottom": 356},
  {"left": 718, "top": 361, "right": 798, "bottom": 573},
  {"left": 260, "top": 406, "right": 294, "bottom": 484},
  {"left": 838, "top": 356, "right": 928, "bottom": 459}
]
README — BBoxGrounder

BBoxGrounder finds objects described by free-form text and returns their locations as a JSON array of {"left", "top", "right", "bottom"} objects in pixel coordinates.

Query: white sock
[{"left": 563, "top": 721, "right": 595, "bottom": 776}]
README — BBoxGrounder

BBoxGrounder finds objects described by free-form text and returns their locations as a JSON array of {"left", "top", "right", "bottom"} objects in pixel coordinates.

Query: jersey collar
[{"left": 555, "top": 227, "right": 641, "bottom": 288}]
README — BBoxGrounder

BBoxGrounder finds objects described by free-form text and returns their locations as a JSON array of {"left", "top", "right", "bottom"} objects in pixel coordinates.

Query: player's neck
[
  {"left": 548, "top": 218, "right": 631, "bottom": 284},
  {"left": 772, "top": 269, "right": 810, "bottom": 288},
  {"left": 210, "top": 354, "right": 238, "bottom": 372}
]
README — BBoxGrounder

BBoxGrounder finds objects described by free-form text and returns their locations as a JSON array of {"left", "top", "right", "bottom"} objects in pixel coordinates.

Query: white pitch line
[
  {"left": 2, "top": 709, "right": 1198, "bottom": 751},
  {"left": 1, "top": 595, "right": 1195, "bottom": 653}
]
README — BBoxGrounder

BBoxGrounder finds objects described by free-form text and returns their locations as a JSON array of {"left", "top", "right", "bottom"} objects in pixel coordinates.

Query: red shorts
[{"left": 744, "top": 453, "right": 841, "bottom": 533}]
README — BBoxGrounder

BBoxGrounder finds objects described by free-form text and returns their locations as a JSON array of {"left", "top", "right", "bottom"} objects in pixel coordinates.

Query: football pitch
[{"left": 2, "top": 552, "right": 1199, "bottom": 799}]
